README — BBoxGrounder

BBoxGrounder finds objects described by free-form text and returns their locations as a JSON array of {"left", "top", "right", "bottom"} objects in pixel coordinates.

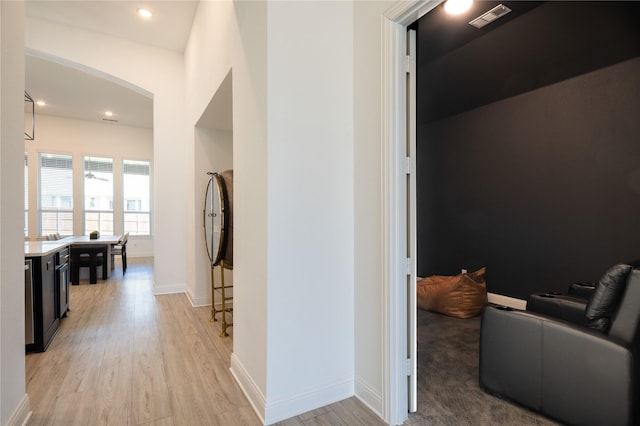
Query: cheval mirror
[{"left": 203, "top": 170, "right": 233, "bottom": 336}]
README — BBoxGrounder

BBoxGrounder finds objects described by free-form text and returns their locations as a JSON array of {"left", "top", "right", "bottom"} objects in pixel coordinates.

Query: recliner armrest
[
  {"left": 568, "top": 282, "right": 596, "bottom": 300},
  {"left": 526, "top": 293, "right": 588, "bottom": 326},
  {"left": 480, "top": 306, "right": 544, "bottom": 410}
]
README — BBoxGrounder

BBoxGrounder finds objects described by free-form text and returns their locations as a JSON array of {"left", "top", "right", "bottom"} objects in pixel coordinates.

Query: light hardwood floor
[{"left": 26, "top": 258, "right": 385, "bottom": 426}]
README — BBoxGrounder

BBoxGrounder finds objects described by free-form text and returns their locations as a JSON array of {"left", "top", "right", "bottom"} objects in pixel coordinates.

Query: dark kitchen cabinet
[
  {"left": 26, "top": 250, "right": 62, "bottom": 352},
  {"left": 56, "top": 247, "right": 69, "bottom": 318}
]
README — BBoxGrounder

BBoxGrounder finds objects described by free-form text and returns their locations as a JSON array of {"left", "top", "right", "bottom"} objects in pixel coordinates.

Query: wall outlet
[{"left": 461, "top": 268, "right": 467, "bottom": 274}]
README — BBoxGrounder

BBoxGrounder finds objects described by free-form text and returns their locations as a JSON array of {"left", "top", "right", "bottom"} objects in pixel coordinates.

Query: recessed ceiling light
[
  {"left": 36, "top": 100, "right": 46, "bottom": 107},
  {"left": 105, "top": 111, "right": 113, "bottom": 117},
  {"left": 444, "top": 0, "right": 473, "bottom": 15},
  {"left": 137, "top": 8, "right": 152, "bottom": 19}
]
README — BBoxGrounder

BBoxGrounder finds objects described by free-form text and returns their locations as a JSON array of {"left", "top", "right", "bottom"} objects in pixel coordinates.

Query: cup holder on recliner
[
  {"left": 495, "top": 305, "right": 514, "bottom": 311},
  {"left": 539, "top": 293, "right": 558, "bottom": 298}
]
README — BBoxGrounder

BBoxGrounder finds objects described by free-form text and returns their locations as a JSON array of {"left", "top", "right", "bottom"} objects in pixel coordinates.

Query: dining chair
[
  {"left": 111, "top": 232, "right": 129, "bottom": 274},
  {"left": 70, "top": 244, "right": 107, "bottom": 284}
]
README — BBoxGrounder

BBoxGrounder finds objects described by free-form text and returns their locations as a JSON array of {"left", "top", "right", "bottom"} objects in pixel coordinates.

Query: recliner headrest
[
  {"left": 609, "top": 268, "right": 640, "bottom": 346},
  {"left": 584, "top": 264, "right": 633, "bottom": 332}
]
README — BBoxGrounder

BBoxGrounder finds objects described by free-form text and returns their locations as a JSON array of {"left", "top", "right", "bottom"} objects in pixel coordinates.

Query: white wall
[
  {"left": 24, "top": 114, "right": 154, "bottom": 257},
  {"left": 264, "top": 1, "right": 355, "bottom": 423},
  {"left": 187, "top": 1, "right": 398, "bottom": 423},
  {"left": 186, "top": 1, "right": 359, "bottom": 423},
  {"left": 26, "top": 17, "right": 188, "bottom": 294},
  {"left": 0, "top": 2, "right": 30, "bottom": 425},
  {"left": 184, "top": 0, "right": 269, "bottom": 417},
  {"left": 353, "top": 1, "right": 396, "bottom": 415}
]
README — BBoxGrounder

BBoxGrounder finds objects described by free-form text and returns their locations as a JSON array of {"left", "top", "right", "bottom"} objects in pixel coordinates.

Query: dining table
[{"left": 66, "top": 235, "right": 122, "bottom": 279}]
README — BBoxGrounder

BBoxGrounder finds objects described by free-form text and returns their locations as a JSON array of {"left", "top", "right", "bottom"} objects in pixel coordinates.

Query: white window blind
[
  {"left": 123, "top": 160, "right": 151, "bottom": 235},
  {"left": 38, "top": 153, "right": 73, "bottom": 236},
  {"left": 84, "top": 156, "right": 114, "bottom": 235}
]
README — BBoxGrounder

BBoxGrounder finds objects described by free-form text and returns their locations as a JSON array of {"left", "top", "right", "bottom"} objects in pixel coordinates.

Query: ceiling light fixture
[
  {"left": 137, "top": 8, "right": 152, "bottom": 19},
  {"left": 444, "top": 0, "right": 473, "bottom": 15},
  {"left": 36, "top": 100, "right": 46, "bottom": 107},
  {"left": 105, "top": 111, "right": 113, "bottom": 117},
  {"left": 469, "top": 4, "right": 512, "bottom": 29}
]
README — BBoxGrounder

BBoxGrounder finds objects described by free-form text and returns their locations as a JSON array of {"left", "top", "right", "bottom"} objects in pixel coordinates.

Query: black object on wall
[{"left": 415, "top": 2, "right": 640, "bottom": 299}]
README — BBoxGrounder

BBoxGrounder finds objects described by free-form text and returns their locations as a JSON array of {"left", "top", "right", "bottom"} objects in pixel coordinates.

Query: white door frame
[{"left": 381, "top": 1, "right": 442, "bottom": 424}]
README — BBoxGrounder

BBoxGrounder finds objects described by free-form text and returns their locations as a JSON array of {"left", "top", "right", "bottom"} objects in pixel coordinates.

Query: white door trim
[
  {"left": 406, "top": 28, "right": 418, "bottom": 414},
  {"left": 381, "top": 1, "right": 442, "bottom": 424}
]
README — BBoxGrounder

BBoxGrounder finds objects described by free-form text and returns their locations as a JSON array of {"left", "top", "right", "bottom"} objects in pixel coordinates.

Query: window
[
  {"left": 24, "top": 153, "right": 28, "bottom": 236},
  {"left": 84, "top": 156, "right": 114, "bottom": 235},
  {"left": 38, "top": 153, "right": 73, "bottom": 236},
  {"left": 123, "top": 160, "right": 151, "bottom": 235}
]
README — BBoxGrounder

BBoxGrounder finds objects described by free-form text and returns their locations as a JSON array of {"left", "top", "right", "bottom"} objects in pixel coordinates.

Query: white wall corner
[
  {"left": 6, "top": 394, "right": 31, "bottom": 426},
  {"left": 487, "top": 292, "right": 527, "bottom": 310},
  {"left": 152, "top": 282, "right": 186, "bottom": 296},
  {"left": 184, "top": 289, "right": 211, "bottom": 308},
  {"left": 263, "top": 377, "right": 354, "bottom": 425},
  {"left": 355, "top": 377, "right": 383, "bottom": 420},
  {"left": 230, "top": 353, "right": 266, "bottom": 424}
]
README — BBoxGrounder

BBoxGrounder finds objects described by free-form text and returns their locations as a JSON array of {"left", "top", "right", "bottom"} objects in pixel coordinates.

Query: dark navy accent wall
[
  {"left": 416, "top": 20, "right": 640, "bottom": 299},
  {"left": 413, "top": 2, "right": 640, "bottom": 299}
]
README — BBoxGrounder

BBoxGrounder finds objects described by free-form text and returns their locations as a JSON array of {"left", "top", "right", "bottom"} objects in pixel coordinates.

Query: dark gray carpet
[{"left": 406, "top": 309, "right": 562, "bottom": 426}]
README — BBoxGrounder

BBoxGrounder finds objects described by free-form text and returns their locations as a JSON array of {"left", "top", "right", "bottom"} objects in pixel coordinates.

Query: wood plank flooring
[{"left": 26, "top": 258, "right": 385, "bottom": 426}]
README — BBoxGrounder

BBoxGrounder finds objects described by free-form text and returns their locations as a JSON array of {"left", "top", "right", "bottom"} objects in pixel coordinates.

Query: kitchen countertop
[
  {"left": 24, "top": 238, "right": 72, "bottom": 257},
  {"left": 24, "top": 235, "right": 121, "bottom": 257}
]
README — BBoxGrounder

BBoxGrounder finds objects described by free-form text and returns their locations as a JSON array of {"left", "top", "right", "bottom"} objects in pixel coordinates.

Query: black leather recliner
[
  {"left": 479, "top": 265, "right": 640, "bottom": 426},
  {"left": 526, "top": 290, "right": 590, "bottom": 326},
  {"left": 525, "top": 277, "right": 599, "bottom": 325}
]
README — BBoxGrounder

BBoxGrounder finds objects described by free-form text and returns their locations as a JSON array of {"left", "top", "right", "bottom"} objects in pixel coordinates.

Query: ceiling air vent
[
  {"left": 102, "top": 118, "right": 118, "bottom": 123},
  {"left": 469, "top": 4, "right": 512, "bottom": 29}
]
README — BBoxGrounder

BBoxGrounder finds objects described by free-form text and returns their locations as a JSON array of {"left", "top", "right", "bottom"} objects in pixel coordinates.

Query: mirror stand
[{"left": 210, "top": 259, "right": 233, "bottom": 337}]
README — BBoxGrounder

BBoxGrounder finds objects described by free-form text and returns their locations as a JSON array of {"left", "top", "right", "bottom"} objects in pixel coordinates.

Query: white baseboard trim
[
  {"left": 128, "top": 253, "right": 154, "bottom": 259},
  {"left": 185, "top": 290, "right": 203, "bottom": 307},
  {"left": 186, "top": 292, "right": 211, "bottom": 308},
  {"left": 264, "top": 377, "right": 354, "bottom": 425},
  {"left": 487, "top": 292, "right": 527, "bottom": 310},
  {"left": 230, "top": 353, "right": 266, "bottom": 424},
  {"left": 354, "top": 377, "right": 383, "bottom": 420},
  {"left": 189, "top": 299, "right": 228, "bottom": 309},
  {"left": 185, "top": 290, "right": 228, "bottom": 308},
  {"left": 230, "top": 352, "right": 355, "bottom": 426},
  {"left": 152, "top": 283, "right": 186, "bottom": 295},
  {"left": 7, "top": 394, "right": 31, "bottom": 426},
  {"left": 185, "top": 289, "right": 195, "bottom": 306}
]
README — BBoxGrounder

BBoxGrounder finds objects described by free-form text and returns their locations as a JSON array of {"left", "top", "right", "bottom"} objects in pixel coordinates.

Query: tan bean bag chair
[{"left": 417, "top": 267, "right": 488, "bottom": 318}]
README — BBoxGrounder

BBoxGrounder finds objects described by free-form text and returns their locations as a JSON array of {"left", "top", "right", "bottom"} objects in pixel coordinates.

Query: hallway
[{"left": 25, "top": 259, "right": 383, "bottom": 425}]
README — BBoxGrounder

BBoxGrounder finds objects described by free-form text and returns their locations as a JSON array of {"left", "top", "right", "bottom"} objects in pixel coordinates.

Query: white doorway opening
[{"left": 381, "top": 1, "right": 443, "bottom": 424}]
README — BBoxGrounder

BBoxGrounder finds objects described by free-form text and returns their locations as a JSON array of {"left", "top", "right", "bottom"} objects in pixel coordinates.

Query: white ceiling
[
  {"left": 25, "top": 1, "right": 199, "bottom": 130},
  {"left": 26, "top": 55, "right": 155, "bottom": 128}
]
